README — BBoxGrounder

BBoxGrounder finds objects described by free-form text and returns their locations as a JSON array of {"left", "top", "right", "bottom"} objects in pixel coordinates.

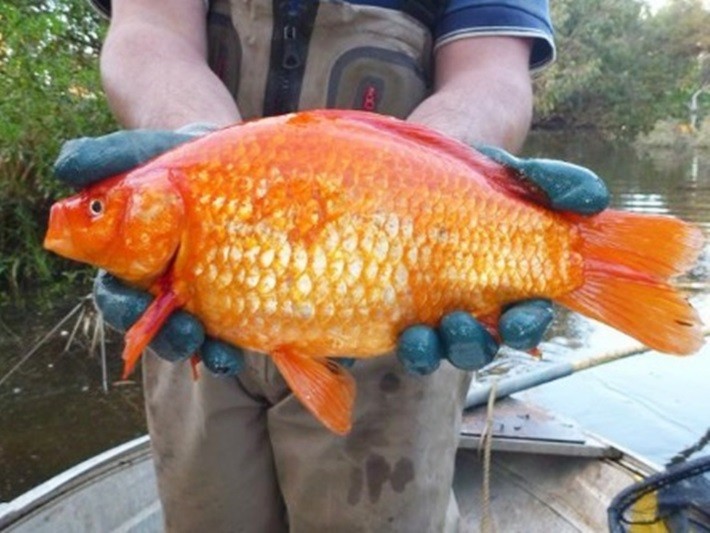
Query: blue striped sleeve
[{"left": 435, "top": 0, "right": 555, "bottom": 71}]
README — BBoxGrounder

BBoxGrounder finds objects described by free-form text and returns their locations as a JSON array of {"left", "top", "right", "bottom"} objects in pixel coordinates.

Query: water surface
[
  {"left": 520, "top": 133, "right": 710, "bottom": 467},
  {"left": 0, "top": 293, "right": 145, "bottom": 500}
]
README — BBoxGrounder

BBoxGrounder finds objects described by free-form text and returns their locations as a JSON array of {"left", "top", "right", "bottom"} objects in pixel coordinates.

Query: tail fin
[{"left": 557, "top": 210, "right": 704, "bottom": 355}]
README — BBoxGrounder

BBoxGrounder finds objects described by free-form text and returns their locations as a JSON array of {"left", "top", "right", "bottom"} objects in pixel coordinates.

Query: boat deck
[
  {"left": 457, "top": 399, "right": 657, "bottom": 531},
  {"left": 0, "top": 396, "right": 659, "bottom": 532}
]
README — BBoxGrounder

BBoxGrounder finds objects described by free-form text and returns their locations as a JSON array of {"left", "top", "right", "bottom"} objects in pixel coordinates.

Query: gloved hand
[
  {"left": 395, "top": 145, "right": 610, "bottom": 375},
  {"left": 54, "top": 126, "right": 245, "bottom": 376},
  {"left": 475, "top": 145, "right": 610, "bottom": 215}
]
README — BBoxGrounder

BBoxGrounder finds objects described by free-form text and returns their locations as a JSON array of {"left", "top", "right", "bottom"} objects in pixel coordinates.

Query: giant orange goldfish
[{"left": 44, "top": 110, "right": 704, "bottom": 434}]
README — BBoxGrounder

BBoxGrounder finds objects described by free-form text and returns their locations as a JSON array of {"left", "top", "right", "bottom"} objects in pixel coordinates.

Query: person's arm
[
  {"left": 101, "top": 0, "right": 240, "bottom": 129},
  {"left": 408, "top": 36, "right": 533, "bottom": 152}
]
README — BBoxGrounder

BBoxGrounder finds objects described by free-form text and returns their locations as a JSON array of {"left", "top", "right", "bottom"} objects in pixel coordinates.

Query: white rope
[{"left": 479, "top": 379, "right": 498, "bottom": 533}]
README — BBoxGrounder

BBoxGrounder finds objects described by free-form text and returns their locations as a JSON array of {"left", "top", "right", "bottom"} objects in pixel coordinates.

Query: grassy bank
[{"left": 635, "top": 117, "right": 710, "bottom": 150}]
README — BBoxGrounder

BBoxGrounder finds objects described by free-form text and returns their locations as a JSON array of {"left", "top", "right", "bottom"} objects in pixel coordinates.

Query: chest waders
[{"left": 206, "top": 0, "right": 438, "bottom": 119}]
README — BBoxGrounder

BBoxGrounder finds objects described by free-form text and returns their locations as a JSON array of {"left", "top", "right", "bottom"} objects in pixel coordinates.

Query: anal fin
[{"left": 271, "top": 347, "right": 356, "bottom": 435}]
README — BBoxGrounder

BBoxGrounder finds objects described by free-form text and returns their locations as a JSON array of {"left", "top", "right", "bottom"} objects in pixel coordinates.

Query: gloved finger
[
  {"left": 499, "top": 299, "right": 554, "bottom": 351},
  {"left": 93, "top": 271, "right": 204, "bottom": 362},
  {"left": 476, "top": 145, "right": 610, "bottom": 215},
  {"left": 439, "top": 311, "right": 498, "bottom": 371},
  {"left": 331, "top": 357, "right": 356, "bottom": 368},
  {"left": 175, "top": 122, "right": 220, "bottom": 136},
  {"left": 201, "top": 338, "right": 245, "bottom": 376},
  {"left": 396, "top": 325, "right": 442, "bottom": 376},
  {"left": 54, "top": 130, "right": 195, "bottom": 188}
]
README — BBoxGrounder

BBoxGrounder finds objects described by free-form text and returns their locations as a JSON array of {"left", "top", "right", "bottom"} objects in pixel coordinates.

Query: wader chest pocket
[{"left": 326, "top": 46, "right": 428, "bottom": 118}]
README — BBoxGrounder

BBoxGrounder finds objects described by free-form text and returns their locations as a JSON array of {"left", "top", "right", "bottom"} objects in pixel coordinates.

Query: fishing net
[{"left": 608, "top": 454, "right": 710, "bottom": 532}]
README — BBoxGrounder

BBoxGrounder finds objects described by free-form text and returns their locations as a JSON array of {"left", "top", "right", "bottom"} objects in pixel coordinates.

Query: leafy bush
[
  {"left": 0, "top": 1, "right": 115, "bottom": 296},
  {"left": 534, "top": 0, "right": 710, "bottom": 138}
]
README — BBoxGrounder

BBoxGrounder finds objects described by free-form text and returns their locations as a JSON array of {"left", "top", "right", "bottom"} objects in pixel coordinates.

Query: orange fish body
[{"left": 44, "top": 110, "right": 705, "bottom": 434}]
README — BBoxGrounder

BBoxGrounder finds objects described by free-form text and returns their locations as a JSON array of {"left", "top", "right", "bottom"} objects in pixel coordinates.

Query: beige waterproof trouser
[{"left": 143, "top": 349, "right": 471, "bottom": 532}]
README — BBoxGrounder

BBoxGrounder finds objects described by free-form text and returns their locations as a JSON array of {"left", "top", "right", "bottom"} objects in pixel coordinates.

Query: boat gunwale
[{"left": 0, "top": 435, "right": 152, "bottom": 529}]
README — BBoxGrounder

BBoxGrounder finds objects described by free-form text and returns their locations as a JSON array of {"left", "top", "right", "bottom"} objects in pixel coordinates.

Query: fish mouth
[{"left": 44, "top": 203, "right": 78, "bottom": 259}]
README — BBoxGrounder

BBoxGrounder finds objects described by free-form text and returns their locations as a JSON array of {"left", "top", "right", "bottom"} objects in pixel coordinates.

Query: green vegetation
[
  {"left": 1, "top": 0, "right": 709, "bottom": 296},
  {"left": 535, "top": 0, "right": 710, "bottom": 136},
  {"left": 0, "top": 1, "right": 114, "bottom": 297}
]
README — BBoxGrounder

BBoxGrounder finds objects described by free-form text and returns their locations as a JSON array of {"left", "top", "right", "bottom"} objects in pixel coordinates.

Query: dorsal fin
[{"left": 296, "top": 109, "right": 548, "bottom": 206}]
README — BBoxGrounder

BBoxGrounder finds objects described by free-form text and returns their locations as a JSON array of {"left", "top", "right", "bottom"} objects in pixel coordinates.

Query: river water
[
  {"left": 519, "top": 133, "right": 710, "bottom": 468},
  {"left": 0, "top": 132, "right": 709, "bottom": 501}
]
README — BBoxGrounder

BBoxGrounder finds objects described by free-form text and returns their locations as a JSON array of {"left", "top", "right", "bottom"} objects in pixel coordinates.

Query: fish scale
[
  {"left": 162, "top": 115, "right": 580, "bottom": 359},
  {"left": 44, "top": 109, "right": 703, "bottom": 434}
]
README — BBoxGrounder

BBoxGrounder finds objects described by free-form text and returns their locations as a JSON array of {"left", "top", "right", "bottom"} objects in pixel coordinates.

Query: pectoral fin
[
  {"left": 122, "top": 287, "right": 181, "bottom": 378},
  {"left": 271, "top": 347, "right": 356, "bottom": 435}
]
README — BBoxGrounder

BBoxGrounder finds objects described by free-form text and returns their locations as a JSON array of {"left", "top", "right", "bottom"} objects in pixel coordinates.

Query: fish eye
[{"left": 89, "top": 199, "right": 104, "bottom": 216}]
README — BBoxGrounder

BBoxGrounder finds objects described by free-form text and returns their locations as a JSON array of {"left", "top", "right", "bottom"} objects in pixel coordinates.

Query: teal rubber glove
[
  {"left": 397, "top": 302, "right": 554, "bottom": 375},
  {"left": 476, "top": 145, "right": 610, "bottom": 215},
  {"left": 55, "top": 126, "right": 245, "bottom": 376}
]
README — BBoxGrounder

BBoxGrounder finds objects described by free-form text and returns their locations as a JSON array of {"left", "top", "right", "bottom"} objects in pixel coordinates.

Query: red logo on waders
[{"left": 362, "top": 85, "right": 378, "bottom": 111}]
